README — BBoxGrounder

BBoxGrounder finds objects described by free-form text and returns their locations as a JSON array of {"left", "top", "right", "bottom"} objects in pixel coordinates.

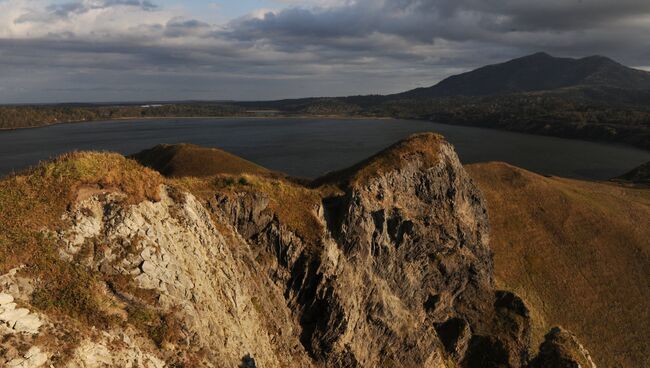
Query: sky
[{"left": 1, "top": 0, "right": 650, "bottom": 103}]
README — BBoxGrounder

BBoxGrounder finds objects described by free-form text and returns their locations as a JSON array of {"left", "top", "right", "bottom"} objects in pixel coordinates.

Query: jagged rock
[
  {"left": 0, "top": 268, "right": 34, "bottom": 303},
  {"left": 57, "top": 186, "right": 315, "bottom": 367},
  {"left": 528, "top": 327, "right": 597, "bottom": 368},
  {"left": 212, "top": 191, "right": 274, "bottom": 239},
  {"left": 1, "top": 302, "right": 16, "bottom": 313},
  {"left": 215, "top": 133, "right": 532, "bottom": 367},
  {"left": 0, "top": 134, "right": 594, "bottom": 367}
]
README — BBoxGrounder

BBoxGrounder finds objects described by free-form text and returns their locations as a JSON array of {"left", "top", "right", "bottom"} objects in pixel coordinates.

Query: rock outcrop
[
  {"left": 0, "top": 133, "right": 595, "bottom": 367},
  {"left": 529, "top": 327, "right": 597, "bottom": 368}
]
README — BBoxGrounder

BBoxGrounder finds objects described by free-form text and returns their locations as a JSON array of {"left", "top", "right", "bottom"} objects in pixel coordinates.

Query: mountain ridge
[{"left": 399, "top": 52, "right": 650, "bottom": 98}]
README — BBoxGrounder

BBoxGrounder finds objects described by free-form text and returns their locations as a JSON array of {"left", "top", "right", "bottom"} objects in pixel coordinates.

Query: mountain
[
  {"left": 400, "top": 52, "right": 650, "bottom": 98},
  {"left": 0, "top": 134, "right": 598, "bottom": 367},
  {"left": 468, "top": 162, "right": 650, "bottom": 368}
]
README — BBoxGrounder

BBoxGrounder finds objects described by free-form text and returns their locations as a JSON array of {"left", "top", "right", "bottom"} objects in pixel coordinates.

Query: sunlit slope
[
  {"left": 132, "top": 143, "right": 271, "bottom": 178},
  {"left": 467, "top": 162, "right": 650, "bottom": 368}
]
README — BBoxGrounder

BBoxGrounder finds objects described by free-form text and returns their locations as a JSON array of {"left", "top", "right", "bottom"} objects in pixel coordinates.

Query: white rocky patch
[
  {"left": 6, "top": 346, "right": 48, "bottom": 368},
  {"left": 0, "top": 279, "right": 43, "bottom": 334}
]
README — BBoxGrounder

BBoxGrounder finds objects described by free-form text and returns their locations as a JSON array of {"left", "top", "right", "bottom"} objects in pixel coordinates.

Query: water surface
[{"left": 1, "top": 118, "right": 648, "bottom": 180}]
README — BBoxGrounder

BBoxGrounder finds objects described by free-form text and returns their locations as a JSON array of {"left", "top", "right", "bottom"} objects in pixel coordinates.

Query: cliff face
[{"left": 0, "top": 134, "right": 592, "bottom": 367}]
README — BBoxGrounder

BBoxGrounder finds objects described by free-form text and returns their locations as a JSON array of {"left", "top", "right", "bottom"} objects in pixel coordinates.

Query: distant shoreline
[{"left": 0, "top": 114, "right": 396, "bottom": 132}]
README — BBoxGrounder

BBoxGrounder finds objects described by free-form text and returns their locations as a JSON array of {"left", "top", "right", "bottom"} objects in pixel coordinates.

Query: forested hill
[{"left": 0, "top": 103, "right": 247, "bottom": 130}]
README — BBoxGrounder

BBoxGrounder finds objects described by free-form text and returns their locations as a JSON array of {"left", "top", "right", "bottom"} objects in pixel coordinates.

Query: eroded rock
[{"left": 2, "top": 134, "right": 598, "bottom": 367}]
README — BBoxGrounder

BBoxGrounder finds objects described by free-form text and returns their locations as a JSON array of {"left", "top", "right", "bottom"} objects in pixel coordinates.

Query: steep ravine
[{"left": 0, "top": 134, "right": 594, "bottom": 367}]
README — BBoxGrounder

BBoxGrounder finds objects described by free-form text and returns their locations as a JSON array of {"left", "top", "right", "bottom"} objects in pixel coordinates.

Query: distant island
[{"left": 2, "top": 52, "right": 650, "bottom": 150}]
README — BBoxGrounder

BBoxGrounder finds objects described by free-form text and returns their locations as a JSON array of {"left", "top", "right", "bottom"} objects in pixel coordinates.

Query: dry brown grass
[
  {"left": 126, "top": 302, "right": 183, "bottom": 348},
  {"left": 132, "top": 143, "right": 271, "bottom": 178},
  {"left": 467, "top": 162, "right": 650, "bottom": 368}
]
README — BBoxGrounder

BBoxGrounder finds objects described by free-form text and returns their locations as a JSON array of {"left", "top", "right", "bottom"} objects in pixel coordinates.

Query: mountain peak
[
  {"left": 524, "top": 51, "right": 553, "bottom": 59},
  {"left": 580, "top": 54, "right": 619, "bottom": 64},
  {"left": 401, "top": 52, "right": 650, "bottom": 98}
]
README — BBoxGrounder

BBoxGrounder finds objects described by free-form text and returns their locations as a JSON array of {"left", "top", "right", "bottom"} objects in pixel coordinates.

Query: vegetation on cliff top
[
  {"left": 313, "top": 132, "right": 445, "bottom": 188},
  {"left": 133, "top": 134, "right": 448, "bottom": 245}
]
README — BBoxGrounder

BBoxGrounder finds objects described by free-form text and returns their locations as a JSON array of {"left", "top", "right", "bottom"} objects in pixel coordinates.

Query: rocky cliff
[{"left": 0, "top": 134, "right": 592, "bottom": 367}]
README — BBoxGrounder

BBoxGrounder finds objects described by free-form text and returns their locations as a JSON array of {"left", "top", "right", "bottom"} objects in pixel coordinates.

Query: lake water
[{"left": 1, "top": 118, "right": 649, "bottom": 180}]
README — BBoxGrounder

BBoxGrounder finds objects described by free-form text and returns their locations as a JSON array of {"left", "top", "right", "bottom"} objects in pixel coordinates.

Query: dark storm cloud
[
  {"left": 217, "top": 0, "right": 650, "bottom": 76},
  {"left": 2, "top": 0, "right": 650, "bottom": 103},
  {"left": 478, "top": 0, "right": 650, "bottom": 31},
  {"left": 226, "top": 0, "right": 650, "bottom": 43}
]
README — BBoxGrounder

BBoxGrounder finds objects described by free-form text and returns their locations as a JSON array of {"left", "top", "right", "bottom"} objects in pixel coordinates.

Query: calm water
[{"left": 1, "top": 118, "right": 649, "bottom": 180}]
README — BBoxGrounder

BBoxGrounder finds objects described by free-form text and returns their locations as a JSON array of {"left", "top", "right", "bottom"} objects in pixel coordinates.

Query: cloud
[
  {"left": 1, "top": 0, "right": 650, "bottom": 103},
  {"left": 164, "top": 17, "right": 211, "bottom": 38},
  {"left": 15, "top": 0, "right": 158, "bottom": 24},
  {"left": 225, "top": 0, "right": 650, "bottom": 45}
]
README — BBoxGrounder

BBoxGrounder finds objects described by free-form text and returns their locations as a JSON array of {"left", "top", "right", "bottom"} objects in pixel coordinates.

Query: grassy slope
[
  {"left": 467, "top": 162, "right": 650, "bottom": 368},
  {"left": 132, "top": 143, "right": 271, "bottom": 178}
]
